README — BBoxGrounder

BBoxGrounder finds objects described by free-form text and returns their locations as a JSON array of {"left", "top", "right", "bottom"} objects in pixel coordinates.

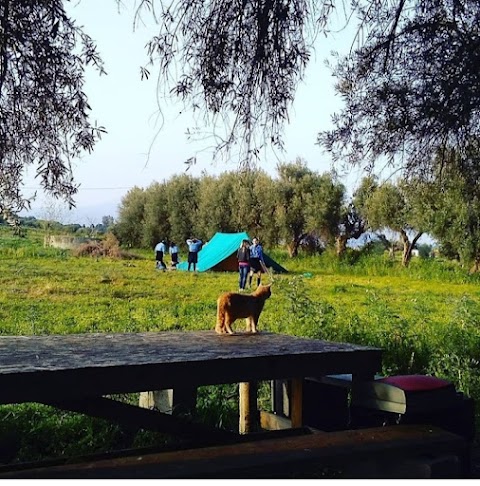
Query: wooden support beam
[
  {"left": 271, "top": 379, "right": 289, "bottom": 417},
  {"left": 239, "top": 382, "right": 258, "bottom": 434},
  {"left": 43, "top": 396, "right": 235, "bottom": 442},
  {"left": 139, "top": 390, "right": 173, "bottom": 413},
  {"left": 289, "top": 378, "right": 303, "bottom": 428},
  {"left": 173, "top": 385, "right": 197, "bottom": 416},
  {"left": 271, "top": 378, "right": 303, "bottom": 428}
]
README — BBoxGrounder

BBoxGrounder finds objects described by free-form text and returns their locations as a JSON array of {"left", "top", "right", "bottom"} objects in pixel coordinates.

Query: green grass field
[{"left": 1, "top": 227, "right": 479, "bottom": 463}]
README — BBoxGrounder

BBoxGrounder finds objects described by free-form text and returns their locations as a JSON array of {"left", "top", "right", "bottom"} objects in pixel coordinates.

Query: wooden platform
[
  {"left": 0, "top": 331, "right": 383, "bottom": 458},
  {"left": 0, "top": 331, "right": 382, "bottom": 404}
]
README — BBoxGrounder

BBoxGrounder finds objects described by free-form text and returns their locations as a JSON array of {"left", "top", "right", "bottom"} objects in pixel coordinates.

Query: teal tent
[{"left": 177, "top": 232, "right": 288, "bottom": 273}]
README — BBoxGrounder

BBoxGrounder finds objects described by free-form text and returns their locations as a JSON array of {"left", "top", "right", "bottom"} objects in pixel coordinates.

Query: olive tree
[
  {"left": 128, "top": 0, "right": 480, "bottom": 184},
  {"left": 132, "top": 0, "right": 480, "bottom": 185},
  {"left": 275, "top": 159, "right": 344, "bottom": 257},
  {"left": 134, "top": 0, "right": 333, "bottom": 167},
  {"left": 423, "top": 147, "right": 480, "bottom": 271},
  {"left": 358, "top": 179, "right": 426, "bottom": 266},
  {"left": 164, "top": 174, "right": 201, "bottom": 244},
  {"left": 5, "top": 1, "right": 480, "bottom": 211},
  {"left": 142, "top": 182, "right": 171, "bottom": 248},
  {"left": 114, "top": 187, "right": 147, "bottom": 247},
  {"left": 196, "top": 173, "right": 236, "bottom": 237}
]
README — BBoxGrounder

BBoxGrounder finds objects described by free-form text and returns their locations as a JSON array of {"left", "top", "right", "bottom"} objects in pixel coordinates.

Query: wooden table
[{"left": 0, "top": 331, "right": 382, "bottom": 440}]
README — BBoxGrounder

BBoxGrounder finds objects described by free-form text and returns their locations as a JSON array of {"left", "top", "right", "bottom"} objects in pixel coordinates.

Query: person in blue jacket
[
  {"left": 248, "top": 237, "right": 267, "bottom": 288},
  {"left": 186, "top": 237, "right": 203, "bottom": 272}
]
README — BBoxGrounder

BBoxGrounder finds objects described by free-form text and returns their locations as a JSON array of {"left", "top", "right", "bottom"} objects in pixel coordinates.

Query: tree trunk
[
  {"left": 335, "top": 235, "right": 348, "bottom": 258},
  {"left": 287, "top": 234, "right": 305, "bottom": 257},
  {"left": 469, "top": 256, "right": 480, "bottom": 273},
  {"left": 389, "top": 246, "right": 395, "bottom": 259},
  {"left": 287, "top": 241, "right": 298, "bottom": 258},
  {"left": 400, "top": 230, "right": 423, "bottom": 267},
  {"left": 376, "top": 233, "right": 395, "bottom": 259},
  {"left": 401, "top": 241, "right": 411, "bottom": 267}
]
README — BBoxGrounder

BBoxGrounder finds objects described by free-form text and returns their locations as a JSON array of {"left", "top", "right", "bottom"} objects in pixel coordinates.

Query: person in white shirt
[
  {"left": 154, "top": 240, "right": 167, "bottom": 270},
  {"left": 169, "top": 242, "right": 179, "bottom": 268},
  {"left": 186, "top": 237, "right": 203, "bottom": 271}
]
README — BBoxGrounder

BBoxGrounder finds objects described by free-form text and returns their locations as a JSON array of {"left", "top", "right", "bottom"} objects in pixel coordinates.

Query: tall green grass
[{"left": 280, "top": 247, "right": 479, "bottom": 284}]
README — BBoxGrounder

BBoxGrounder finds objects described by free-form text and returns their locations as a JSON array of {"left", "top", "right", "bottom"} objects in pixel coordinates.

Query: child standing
[
  {"left": 186, "top": 237, "right": 203, "bottom": 272},
  {"left": 248, "top": 237, "right": 267, "bottom": 288},
  {"left": 154, "top": 240, "right": 167, "bottom": 270},
  {"left": 237, "top": 239, "right": 251, "bottom": 291},
  {"left": 169, "top": 242, "right": 179, "bottom": 268}
]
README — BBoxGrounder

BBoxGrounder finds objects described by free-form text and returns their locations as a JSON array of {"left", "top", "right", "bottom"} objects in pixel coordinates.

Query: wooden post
[
  {"left": 289, "top": 378, "right": 303, "bottom": 428},
  {"left": 271, "top": 379, "right": 290, "bottom": 417},
  {"left": 239, "top": 382, "right": 258, "bottom": 434},
  {"left": 139, "top": 386, "right": 197, "bottom": 417},
  {"left": 269, "top": 378, "right": 302, "bottom": 430},
  {"left": 139, "top": 390, "right": 173, "bottom": 413}
]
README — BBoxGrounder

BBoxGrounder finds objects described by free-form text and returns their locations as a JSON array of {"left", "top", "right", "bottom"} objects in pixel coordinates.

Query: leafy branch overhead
[
  {"left": 136, "top": 0, "right": 480, "bottom": 181},
  {"left": 0, "top": 0, "right": 106, "bottom": 214},
  {"left": 135, "top": 0, "right": 333, "bottom": 167},
  {"left": 319, "top": 0, "right": 480, "bottom": 182}
]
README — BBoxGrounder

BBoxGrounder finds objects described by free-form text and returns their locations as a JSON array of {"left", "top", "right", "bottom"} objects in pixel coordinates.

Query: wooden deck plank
[
  {"left": 0, "top": 425, "right": 468, "bottom": 479},
  {"left": 0, "top": 331, "right": 381, "bottom": 404},
  {"left": 0, "top": 331, "right": 379, "bottom": 371}
]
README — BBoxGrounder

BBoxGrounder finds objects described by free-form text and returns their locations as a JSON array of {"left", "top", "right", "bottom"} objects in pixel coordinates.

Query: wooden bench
[
  {"left": 272, "top": 375, "right": 475, "bottom": 442},
  {"left": 0, "top": 425, "right": 469, "bottom": 479}
]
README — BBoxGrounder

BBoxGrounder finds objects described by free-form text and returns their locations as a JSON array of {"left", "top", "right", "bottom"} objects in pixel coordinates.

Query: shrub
[
  {"left": 72, "top": 241, "right": 104, "bottom": 257},
  {"left": 417, "top": 243, "right": 433, "bottom": 259},
  {"left": 102, "top": 233, "right": 122, "bottom": 258},
  {"left": 71, "top": 234, "right": 132, "bottom": 259}
]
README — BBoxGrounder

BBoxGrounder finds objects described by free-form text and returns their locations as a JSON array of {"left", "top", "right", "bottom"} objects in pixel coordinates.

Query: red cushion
[{"left": 378, "top": 375, "right": 452, "bottom": 392}]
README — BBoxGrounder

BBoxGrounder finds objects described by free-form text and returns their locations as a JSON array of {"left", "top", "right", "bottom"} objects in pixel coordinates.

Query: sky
[{"left": 24, "top": 0, "right": 361, "bottom": 225}]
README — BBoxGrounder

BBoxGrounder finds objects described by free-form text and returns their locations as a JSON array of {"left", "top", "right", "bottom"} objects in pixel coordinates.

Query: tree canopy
[
  {"left": 114, "top": 163, "right": 350, "bottom": 255},
  {"left": 421, "top": 147, "right": 480, "bottom": 270},
  {"left": 356, "top": 178, "right": 426, "bottom": 266}
]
